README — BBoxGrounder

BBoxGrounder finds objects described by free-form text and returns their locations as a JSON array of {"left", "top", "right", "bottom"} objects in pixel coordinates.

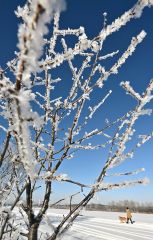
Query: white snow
[{"left": 14, "top": 208, "right": 153, "bottom": 240}]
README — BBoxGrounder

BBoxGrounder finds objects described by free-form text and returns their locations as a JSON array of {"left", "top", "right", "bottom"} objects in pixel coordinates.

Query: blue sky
[{"left": 0, "top": 0, "right": 153, "bottom": 204}]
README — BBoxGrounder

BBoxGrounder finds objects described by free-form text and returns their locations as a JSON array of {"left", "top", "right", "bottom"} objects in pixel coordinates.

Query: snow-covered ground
[{"left": 37, "top": 209, "right": 153, "bottom": 240}]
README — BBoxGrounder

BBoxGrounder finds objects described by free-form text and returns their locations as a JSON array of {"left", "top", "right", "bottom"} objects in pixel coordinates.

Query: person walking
[{"left": 126, "top": 207, "right": 133, "bottom": 224}]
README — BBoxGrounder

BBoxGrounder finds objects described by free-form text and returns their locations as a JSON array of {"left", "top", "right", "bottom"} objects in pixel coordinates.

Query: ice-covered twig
[
  {"left": 120, "top": 81, "right": 142, "bottom": 101},
  {"left": 15, "top": 0, "right": 65, "bottom": 88},
  {"left": 98, "top": 0, "right": 153, "bottom": 43},
  {"left": 99, "top": 50, "right": 119, "bottom": 60},
  {"left": 107, "top": 79, "right": 153, "bottom": 169},
  {"left": 88, "top": 90, "right": 112, "bottom": 119},
  {"left": 106, "top": 168, "right": 145, "bottom": 177},
  {"left": 96, "top": 178, "right": 150, "bottom": 191},
  {"left": 110, "top": 30, "right": 146, "bottom": 75}
]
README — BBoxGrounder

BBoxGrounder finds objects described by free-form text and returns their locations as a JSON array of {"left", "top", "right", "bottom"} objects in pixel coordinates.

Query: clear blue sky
[{"left": 0, "top": 0, "right": 153, "bottom": 204}]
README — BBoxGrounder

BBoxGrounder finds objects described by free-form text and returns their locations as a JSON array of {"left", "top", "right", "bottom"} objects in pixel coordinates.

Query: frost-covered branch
[
  {"left": 106, "top": 168, "right": 145, "bottom": 177},
  {"left": 98, "top": 0, "right": 153, "bottom": 43},
  {"left": 97, "top": 178, "right": 150, "bottom": 191}
]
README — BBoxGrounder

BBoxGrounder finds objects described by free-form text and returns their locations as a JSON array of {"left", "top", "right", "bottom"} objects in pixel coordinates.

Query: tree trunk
[{"left": 28, "top": 223, "right": 39, "bottom": 240}]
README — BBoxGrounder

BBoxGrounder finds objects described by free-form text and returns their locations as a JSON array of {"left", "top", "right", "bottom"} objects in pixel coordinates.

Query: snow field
[{"left": 38, "top": 210, "right": 153, "bottom": 240}]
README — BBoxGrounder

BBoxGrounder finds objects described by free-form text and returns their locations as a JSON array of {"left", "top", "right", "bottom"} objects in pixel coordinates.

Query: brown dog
[{"left": 119, "top": 216, "right": 127, "bottom": 223}]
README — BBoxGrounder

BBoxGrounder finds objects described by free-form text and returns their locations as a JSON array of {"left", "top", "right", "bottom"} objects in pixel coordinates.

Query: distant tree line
[
  {"left": 36, "top": 200, "right": 153, "bottom": 214},
  {"left": 107, "top": 200, "right": 153, "bottom": 213}
]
